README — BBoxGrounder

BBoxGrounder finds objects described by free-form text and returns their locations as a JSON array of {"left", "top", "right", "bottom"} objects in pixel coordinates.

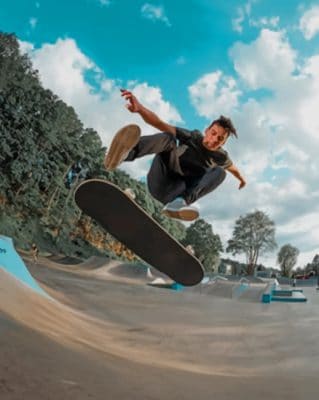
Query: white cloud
[
  {"left": 128, "top": 82, "right": 181, "bottom": 124},
  {"left": 231, "top": 0, "right": 257, "bottom": 33},
  {"left": 232, "top": 0, "right": 280, "bottom": 33},
  {"left": 29, "top": 17, "right": 38, "bottom": 29},
  {"left": 232, "top": 0, "right": 252, "bottom": 33},
  {"left": 232, "top": 7, "right": 245, "bottom": 33},
  {"left": 28, "top": 39, "right": 95, "bottom": 103},
  {"left": 299, "top": 5, "right": 319, "bottom": 40},
  {"left": 230, "top": 29, "right": 297, "bottom": 90},
  {"left": 189, "top": 28, "right": 319, "bottom": 267},
  {"left": 141, "top": 3, "right": 171, "bottom": 27},
  {"left": 228, "top": 28, "right": 319, "bottom": 188},
  {"left": 20, "top": 38, "right": 182, "bottom": 180},
  {"left": 99, "top": 0, "right": 111, "bottom": 6},
  {"left": 249, "top": 16, "right": 280, "bottom": 29},
  {"left": 188, "top": 71, "right": 241, "bottom": 118},
  {"left": 19, "top": 40, "right": 35, "bottom": 54}
]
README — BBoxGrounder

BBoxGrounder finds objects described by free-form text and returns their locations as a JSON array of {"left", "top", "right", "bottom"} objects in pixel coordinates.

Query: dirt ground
[{"left": 1, "top": 256, "right": 319, "bottom": 400}]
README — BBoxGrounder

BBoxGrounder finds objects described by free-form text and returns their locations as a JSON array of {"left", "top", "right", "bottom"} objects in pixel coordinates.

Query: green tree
[
  {"left": 226, "top": 210, "right": 277, "bottom": 275},
  {"left": 277, "top": 244, "right": 299, "bottom": 277},
  {"left": 182, "top": 218, "right": 223, "bottom": 272},
  {"left": 313, "top": 255, "right": 319, "bottom": 276},
  {"left": 304, "top": 254, "right": 319, "bottom": 276},
  {"left": 0, "top": 31, "right": 187, "bottom": 259}
]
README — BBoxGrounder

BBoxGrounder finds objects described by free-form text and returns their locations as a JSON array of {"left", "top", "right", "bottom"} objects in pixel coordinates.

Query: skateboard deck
[{"left": 74, "top": 179, "right": 204, "bottom": 286}]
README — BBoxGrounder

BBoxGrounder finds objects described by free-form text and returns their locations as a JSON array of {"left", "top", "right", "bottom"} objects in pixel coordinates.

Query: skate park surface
[{"left": 1, "top": 241, "right": 319, "bottom": 399}]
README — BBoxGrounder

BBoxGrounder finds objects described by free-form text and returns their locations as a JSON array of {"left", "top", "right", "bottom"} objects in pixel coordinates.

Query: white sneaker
[
  {"left": 104, "top": 124, "right": 141, "bottom": 171},
  {"left": 162, "top": 197, "right": 199, "bottom": 221}
]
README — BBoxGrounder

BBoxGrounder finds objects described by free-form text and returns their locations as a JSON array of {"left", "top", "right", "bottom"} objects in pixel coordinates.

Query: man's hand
[
  {"left": 238, "top": 178, "right": 246, "bottom": 190},
  {"left": 120, "top": 88, "right": 142, "bottom": 113},
  {"left": 226, "top": 164, "right": 246, "bottom": 189},
  {"left": 120, "top": 88, "right": 176, "bottom": 135}
]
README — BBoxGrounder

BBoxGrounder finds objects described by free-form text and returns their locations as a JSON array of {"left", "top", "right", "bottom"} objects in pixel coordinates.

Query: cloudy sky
[{"left": 1, "top": 0, "right": 319, "bottom": 269}]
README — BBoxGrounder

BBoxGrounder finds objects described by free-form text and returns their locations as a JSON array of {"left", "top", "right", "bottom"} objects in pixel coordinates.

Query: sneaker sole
[
  {"left": 162, "top": 208, "right": 199, "bottom": 222},
  {"left": 104, "top": 124, "right": 141, "bottom": 171}
]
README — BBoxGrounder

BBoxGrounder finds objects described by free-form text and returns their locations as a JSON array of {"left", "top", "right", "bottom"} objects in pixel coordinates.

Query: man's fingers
[
  {"left": 125, "top": 104, "right": 134, "bottom": 112},
  {"left": 121, "top": 88, "right": 137, "bottom": 113},
  {"left": 239, "top": 182, "right": 246, "bottom": 189},
  {"left": 120, "top": 88, "right": 136, "bottom": 104},
  {"left": 121, "top": 89, "right": 132, "bottom": 97},
  {"left": 122, "top": 93, "right": 134, "bottom": 103}
]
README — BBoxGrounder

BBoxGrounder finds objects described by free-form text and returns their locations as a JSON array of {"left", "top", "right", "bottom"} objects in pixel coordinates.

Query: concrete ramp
[{"left": 0, "top": 235, "right": 46, "bottom": 296}]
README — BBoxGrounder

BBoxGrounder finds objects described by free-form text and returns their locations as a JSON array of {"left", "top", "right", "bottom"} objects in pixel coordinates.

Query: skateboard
[{"left": 74, "top": 179, "right": 204, "bottom": 286}]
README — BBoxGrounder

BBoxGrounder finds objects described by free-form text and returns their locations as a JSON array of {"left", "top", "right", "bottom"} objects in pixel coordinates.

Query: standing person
[
  {"left": 31, "top": 243, "right": 39, "bottom": 264},
  {"left": 104, "top": 89, "right": 246, "bottom": 221}
]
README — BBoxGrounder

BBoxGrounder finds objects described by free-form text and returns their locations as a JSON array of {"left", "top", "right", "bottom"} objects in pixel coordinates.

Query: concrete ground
[{"left": 1, "top": 256, "right": 318, "bottom": 400}]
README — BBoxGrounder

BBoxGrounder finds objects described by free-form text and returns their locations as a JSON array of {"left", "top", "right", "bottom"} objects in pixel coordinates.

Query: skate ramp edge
[
  {"left": 0, "top": 235, "right": 47, "bottom": 297},
  {"left": 261, "top": 280, "right": 307, "bottom": 303}
]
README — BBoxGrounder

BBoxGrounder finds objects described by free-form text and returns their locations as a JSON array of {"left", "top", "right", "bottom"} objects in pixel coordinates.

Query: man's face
[{"left": 203, "top": 123, "right": 228, "bottom": 150}]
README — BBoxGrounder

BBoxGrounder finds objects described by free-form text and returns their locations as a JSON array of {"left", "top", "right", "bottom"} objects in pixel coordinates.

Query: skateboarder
[{"left": 104, "top": 89, "right": 246, "bottom": 221}]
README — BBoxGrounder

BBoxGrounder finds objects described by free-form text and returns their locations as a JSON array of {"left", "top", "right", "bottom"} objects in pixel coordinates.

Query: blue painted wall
[{"left": 0, "top": 235, "right": 46, "bottom": 296}]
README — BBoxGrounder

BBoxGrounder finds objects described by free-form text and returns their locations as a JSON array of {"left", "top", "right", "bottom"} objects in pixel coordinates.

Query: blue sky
[
  {"left": 1, "top": 0, "right": 242, "bottom": 128},
  {"left": 1, "top": 0, "right": 319, "bottom": 268},
  {"left": 2, "top": 0, "right": 314, "bottom": 128}
]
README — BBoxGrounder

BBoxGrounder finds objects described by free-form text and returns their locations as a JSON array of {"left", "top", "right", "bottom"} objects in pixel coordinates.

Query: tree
[
  {"left": 305, "top": 254, "right": 319, "bottom": 276},
  {"left": 313, "top": 255, "right": 319, "bottom": 276},
  {"left": 0, "top": 31, "right": 188, "bottom": 260},
  {"left": 277, "top": 244, "right": 299, "bottom": 277},
  {"left": 182, "top": 218, "right": 223, "bottom": 272},
  {"left": 226, "top": 210, "right": 277, "bottom": 275}
]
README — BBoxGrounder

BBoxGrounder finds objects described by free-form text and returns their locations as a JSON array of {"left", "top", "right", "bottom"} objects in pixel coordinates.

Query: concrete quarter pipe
[{"left": 0, "top": 235, "right": 46, "bottom": 295}]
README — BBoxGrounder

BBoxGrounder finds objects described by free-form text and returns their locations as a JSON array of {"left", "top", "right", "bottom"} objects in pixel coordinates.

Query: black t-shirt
[{"left": 175, "top": 127, "right": 233, "bottom": 176}]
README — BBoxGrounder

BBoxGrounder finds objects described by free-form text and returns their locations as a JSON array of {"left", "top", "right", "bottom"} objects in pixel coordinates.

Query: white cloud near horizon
[{"left": 299, "top": 5, "right": 319, "bottom": 40}]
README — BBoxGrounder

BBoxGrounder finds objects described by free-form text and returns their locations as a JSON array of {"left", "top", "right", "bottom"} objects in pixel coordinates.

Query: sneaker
[
  {"left": 104, "top": 124, "right": 141, "bottom": 171},
  {"left": 162, "top": 197, "right": 199, "bottom": 221}
]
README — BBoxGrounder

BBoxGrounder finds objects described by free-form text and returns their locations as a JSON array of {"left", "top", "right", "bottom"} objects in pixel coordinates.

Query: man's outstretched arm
[
  {"left": 121, "top": 89, "right": 176, "bottom": 135},
  {"left": 226, "top": 164, "right": 246, "bottom": 189}
]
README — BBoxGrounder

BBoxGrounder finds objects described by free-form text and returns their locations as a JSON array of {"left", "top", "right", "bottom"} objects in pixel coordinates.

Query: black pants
[{"left": 125, "top": 132, "right": 226, "bottom": 205}]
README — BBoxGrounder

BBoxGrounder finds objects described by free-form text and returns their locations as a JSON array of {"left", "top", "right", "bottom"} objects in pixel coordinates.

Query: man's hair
[{"left": 209, "top": 115, "right": 238, "bottom": 138}]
